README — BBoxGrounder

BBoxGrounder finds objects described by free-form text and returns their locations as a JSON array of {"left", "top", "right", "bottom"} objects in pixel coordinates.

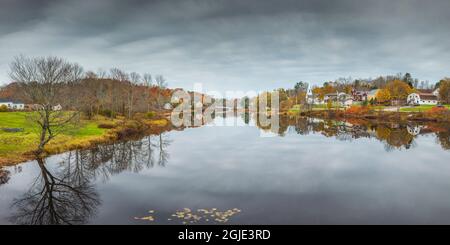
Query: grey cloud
[{"left": 1, "top": 0, "right": 450, "bottom": 91}]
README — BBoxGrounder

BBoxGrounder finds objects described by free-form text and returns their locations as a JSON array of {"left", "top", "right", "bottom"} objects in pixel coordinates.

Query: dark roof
[
  {"left": 417, "top": 89, "right": 433, "bottom": 94},
  {"left": 419, "top": 94, "right": 438, "bottom": 100}
]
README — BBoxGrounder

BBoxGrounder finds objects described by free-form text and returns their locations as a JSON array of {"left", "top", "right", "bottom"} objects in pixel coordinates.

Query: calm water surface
[{"left": 1, "top": 115, "right": 450, "bottom": 224}]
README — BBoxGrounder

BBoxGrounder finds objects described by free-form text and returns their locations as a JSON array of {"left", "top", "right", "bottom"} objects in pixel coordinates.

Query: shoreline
[
  {"left": 0, "top": 117, "right": 173, "bottom": 167},
  {"left": 285, "top": 109, "right": 450, "bottom": 124},
  {"left": 2, "top": 109, "right": 450, "bottom": 166}
]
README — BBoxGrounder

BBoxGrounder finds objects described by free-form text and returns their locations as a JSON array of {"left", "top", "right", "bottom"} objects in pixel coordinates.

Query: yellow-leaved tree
[
  {"left": 385, "top": 80, "right": 415, "bottom": 101},
  {"left": 376, "top": 89, "right": 391, "bottom": 104}
]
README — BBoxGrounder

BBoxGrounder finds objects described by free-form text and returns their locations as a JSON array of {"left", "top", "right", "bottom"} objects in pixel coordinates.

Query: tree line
[
  {"left": 2, "top": 57, "right": 173, "bottom": 119},
  {"left": 3, "top": 55, "right": 175, "bottom": 155},
  {"left": 268, "top": 73, "right": 450, "bottom": 108}
]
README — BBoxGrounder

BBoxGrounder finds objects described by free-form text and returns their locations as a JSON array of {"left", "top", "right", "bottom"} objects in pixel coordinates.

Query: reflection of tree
[
  {"left": 0, "top": 168, "right": 10, "bottom": 186},
  {"left": 157, "top": 133, "right": 171, "bottom": 166},
  {"left": 294, "top": 117, "right": 311, "bottom": 135},
  {"left": 375, "top": 124, "right": 415, "bottom": 150},
  {"left": 436, "top": 131, "right": 450, "bottom": 150},
  {"left": 241, "top": 112, "right": 250, "bottom": 125},
  {"left": 61, "top": 134, "right": 172, "bottom": 183},
  {"left": 9, "top": 158, "right": 100, "bottom": 225}
]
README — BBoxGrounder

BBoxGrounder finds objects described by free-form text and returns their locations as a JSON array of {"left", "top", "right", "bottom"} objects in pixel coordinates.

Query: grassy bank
[
  {"left": 0, "top": 112, "right": 170, "bottom": 166},
  {"left": 400, "top": 105, "right": 450, "bottom": 112},
  {"left": 301, "top": 107, "right": 450, "bottom": 123}
]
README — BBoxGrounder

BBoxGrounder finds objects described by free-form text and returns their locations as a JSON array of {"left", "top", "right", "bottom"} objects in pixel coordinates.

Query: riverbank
[
  {"left": 0, "top": 112, "right": 172, "bottom": 166},
  {"left": 297, "top": 107, "right": 450, "bottom": 123}
]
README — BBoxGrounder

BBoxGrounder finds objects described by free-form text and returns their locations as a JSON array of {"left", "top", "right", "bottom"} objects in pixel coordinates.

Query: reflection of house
[
  {"left": 0, "top": 99, "right": 25, "bottom": 110},
  {"left": 407, "top": 89, "right": 439, "bottom": 105},
  {"left": 407, "top": 125, "right": 422, "bottom": 136}
]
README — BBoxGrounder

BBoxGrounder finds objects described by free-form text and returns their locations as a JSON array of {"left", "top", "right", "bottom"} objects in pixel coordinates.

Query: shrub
[
  {"left": 146, "top": 111, "right": 157, "bottom": 119},
  {"left": 98, "top": 122, "right": 115, "bottom": 129},
  {"left": 326, "top": 100, "right": 333, "bottom": 110},
  {"left": 345, "top": 105, "right": 371, "bottom": 115},
  {"left": 426, "top": 106, "right": 449, "bottom": 115},
  {"left": 100, "top": 109, "right": 116, "bottom": 118},
  {"left": 0, "top": 105, "right": 8, "bottom": 112}
]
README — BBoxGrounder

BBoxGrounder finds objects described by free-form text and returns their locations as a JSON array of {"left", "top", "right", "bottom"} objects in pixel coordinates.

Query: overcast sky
[{"left": 1, "top": 0, "right": 450, "bottom": 92}]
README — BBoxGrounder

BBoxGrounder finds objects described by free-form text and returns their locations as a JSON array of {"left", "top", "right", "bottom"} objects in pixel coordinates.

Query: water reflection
[
  {"left": 3, "top": 115, "right": 450, "bottom": 225},
  {"left": 0, "top": 168, "right": 10, "bottom": 186},
  {"left": 8, "top": 133, "right": 172, "bottom": 225},
  {"left": 60, "top": 133, "right": 171, "bottom": 182},
  {"left": 9, "top": 158, "right": 100, "bottom": 225},
  {"left": 255, "top": 115, "right": 450, "bottom": 151}
]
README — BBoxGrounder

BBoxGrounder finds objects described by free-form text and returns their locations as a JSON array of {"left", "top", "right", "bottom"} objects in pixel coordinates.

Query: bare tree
[
  {"left": 9, "top": 56, "right": 83, "bottom": 155},
  {"left": 143, "top": 73, "right": 153, "bottom": 112},
  {"left": 155, "top": 75, "right": 167, "bottom": 109},
  {"left": 109, "top": 68, "right": 129, "bottom": 119},
  {"left": 96, "top": 68, "right": 107, "bottom": 79},
  {"left": 129, "top": 72, "right": 141, "bottom": 118},
  {"left": 155, "top": 75, "right": 167, "bottom": 88}
]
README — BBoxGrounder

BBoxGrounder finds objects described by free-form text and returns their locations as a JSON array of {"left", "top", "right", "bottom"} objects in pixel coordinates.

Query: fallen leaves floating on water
[
  {"left": 170, "top": 208, "right": 241, "bottom": 224},
  {"left": 134, "top": 208, "right": 242, "bottom": 224},
  {"left": 134, "top": 215, "right": 154, "bottom": 221}
]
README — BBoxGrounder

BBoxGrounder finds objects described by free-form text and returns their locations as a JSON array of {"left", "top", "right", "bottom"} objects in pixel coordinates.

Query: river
[{"left": 1, "top": 114, "right": 450, "bottom": 224}]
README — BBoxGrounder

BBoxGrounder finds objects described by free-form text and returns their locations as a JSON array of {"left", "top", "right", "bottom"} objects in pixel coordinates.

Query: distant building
[
  {"left": 0, "top": 99, "right": 25, "bottom": 110},
  {"left": 407, "top": 89, "right": 439, "bottom": 105},
  {"left": 305, "top": 85, "right": 323, "bottom": 104},
  {"left": 366, "top": 89, "right": 380, "bottom": 101},
  {"left": 324, "top": 92, "right": 353, "bottom": 107},
  {"left": 351, "top": 89, "right": 368, "bottom": 101},
  {"left": 52, "top": 104, "right": 63, "bottom": 111},
  {"left": 433, "top": 88, "right": 440, "bottom": 98}
]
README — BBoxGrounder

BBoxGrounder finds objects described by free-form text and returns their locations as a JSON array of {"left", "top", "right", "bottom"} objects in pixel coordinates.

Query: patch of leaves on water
[
  {"left": 134, "top": 210, "right": 155, "bottom": 221},
  {"left": 171, "top": 208, "right": 242, "bottom": 224},
  {"left": 133, "top": 208, "right": 242, "bottom": 224}
]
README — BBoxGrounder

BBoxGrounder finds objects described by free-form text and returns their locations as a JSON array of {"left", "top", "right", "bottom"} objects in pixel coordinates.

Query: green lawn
[
  {"left": 0, "top": 112, "right": 38, "bottom": 133},
  {"left": 288, "top": 104, "right": 302, "bottom": 113},
  {"left": 399, "top": 105, "right": 450, "bottom": 112},
  {"left": 0, "top": 112, "right": 106, "bottom": 164}
]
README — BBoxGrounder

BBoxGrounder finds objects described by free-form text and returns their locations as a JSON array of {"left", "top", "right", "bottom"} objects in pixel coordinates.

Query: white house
[
  {"left": 52, "top": 104, "right": 63, "bottom": 111},
  {"left": 324, "top": 92, "right": 353, "bottom": 107},
  {"left": 407, "top": 89, "right": 439, "bottom": 105},
  {"left": 0, "top": 99, "right": 25, "bottom": 110},
  {"left": 306, "top": 86, "right": 320, "bottom": 104}
]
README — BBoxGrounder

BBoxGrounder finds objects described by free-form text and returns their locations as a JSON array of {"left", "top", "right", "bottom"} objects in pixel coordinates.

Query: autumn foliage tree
[
  {"left": 385, "top": 80, "right": 415, "bottom": 102},
  {"left": 313, "top": 84, "right": 337, "bottom": 100},
  {"left": 438, "top": 78, "right": 450, "bottom": 104},
  {"left": 376, "top": 89, "right": 391, "bottom": 104}
]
